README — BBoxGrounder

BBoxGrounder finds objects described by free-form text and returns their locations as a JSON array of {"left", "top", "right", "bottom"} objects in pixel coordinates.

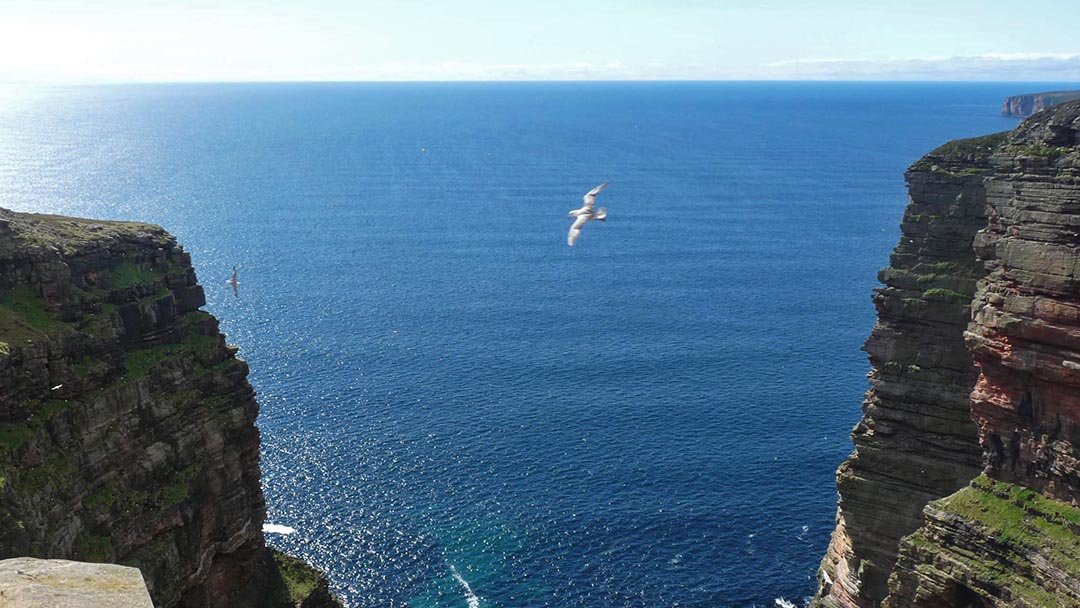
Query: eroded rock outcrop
[{"left": 0, "top": 209, "right": 339, "bottom": 607}]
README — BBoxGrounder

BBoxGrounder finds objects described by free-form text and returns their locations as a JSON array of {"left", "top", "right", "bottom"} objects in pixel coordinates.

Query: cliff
[
  {"left": 1002, "top": 90, "right": 1080, "bottom": 117},
  {"left": 813, "top": 132, "right": 999, "bottom": 607},
  {"left": 0, "top": 209, "right": 340, "bottom": 607},
  {"left": 817, "top": 100, "right": 1080, "bottom": 606}
]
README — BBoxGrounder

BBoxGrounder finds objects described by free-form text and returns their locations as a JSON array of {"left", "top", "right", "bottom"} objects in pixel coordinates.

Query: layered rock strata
[
  {"left": 1002, "top": 91, "right": 1080, "bottom": 117},
  {"left": 881, "top": 99, "right": 1080, "bottom": 606},
  {"left": 0, "top": 209, "right": 339, "bottom": 607},
  {"left": 813, "top": 134, "right": 1002, "bottom": 607}
]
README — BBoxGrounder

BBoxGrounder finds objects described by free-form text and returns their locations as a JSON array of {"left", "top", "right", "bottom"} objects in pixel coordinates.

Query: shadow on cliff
[{"left": 233, "top": 549, "right": 341, "bottom": 608}]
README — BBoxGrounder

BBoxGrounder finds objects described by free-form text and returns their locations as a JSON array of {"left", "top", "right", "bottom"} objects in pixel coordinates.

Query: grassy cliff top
[
  {"left": 1009, "top": 98, "right": 1080, "bottom": 147},
  {"left": 908, "top": 131, "right": 1009, "bottom": 175},
  {"left": 0, "top": 208, "right": 173, "bottom": 259}
]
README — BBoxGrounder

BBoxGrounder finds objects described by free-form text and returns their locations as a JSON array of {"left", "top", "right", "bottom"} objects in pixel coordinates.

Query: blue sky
[{"left": 3, "top": 0, "right": 1080, "bottom": 82}]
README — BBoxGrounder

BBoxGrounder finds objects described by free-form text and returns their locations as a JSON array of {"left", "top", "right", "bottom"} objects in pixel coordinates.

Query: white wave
[
  {"left": 449, "top": 564, "right": 481, "bottom": 608},
  {"left": 774, "top": 598, "right": 797, "bottom": 608},
  {"left": 262, "top": 523, "right": 296, "bottom": 535}
]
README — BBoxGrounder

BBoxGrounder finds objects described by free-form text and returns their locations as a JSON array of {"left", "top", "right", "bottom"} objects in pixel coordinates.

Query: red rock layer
[
  {"left": 965, "top": 103, "right": 1080, "bottom": 501},
  {"left": 876, "top": 102, "right": 1080, "bottom": 606}
]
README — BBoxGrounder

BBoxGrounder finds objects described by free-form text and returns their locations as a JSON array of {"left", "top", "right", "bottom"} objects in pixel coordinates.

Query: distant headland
[{"left": 1001, "top": 89, "right": 1080, "bottom": 116}]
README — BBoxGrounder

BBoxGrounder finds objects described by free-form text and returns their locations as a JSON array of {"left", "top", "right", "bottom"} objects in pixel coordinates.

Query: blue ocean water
[{"left": 0, "top": 82, "right": 1039, "bottom": 606}]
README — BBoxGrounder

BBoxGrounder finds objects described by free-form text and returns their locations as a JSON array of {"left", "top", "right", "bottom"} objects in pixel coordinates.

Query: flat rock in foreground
[{"left": 0, "top": 557, "right": 152, "bottom": 608}]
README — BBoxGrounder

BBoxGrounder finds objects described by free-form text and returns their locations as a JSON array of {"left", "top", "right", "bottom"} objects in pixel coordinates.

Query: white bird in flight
[
  {"left": 567, "top": 182, "right": 609, "bottom": 246},
  {"left": 225, "top": 266, "right": 240, "bottom": 297}
]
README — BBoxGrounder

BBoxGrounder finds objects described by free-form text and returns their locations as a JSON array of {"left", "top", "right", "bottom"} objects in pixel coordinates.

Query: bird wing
[
  {"left": 568, "top": 214, "right": 590, "bottom": 246},
  {"left": 582, "top": 182, "right": 608, "bottom": 209}
]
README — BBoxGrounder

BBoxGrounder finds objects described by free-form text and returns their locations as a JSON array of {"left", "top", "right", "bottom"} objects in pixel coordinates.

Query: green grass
[
  {"left": 0, "top": 211, "right": 170, "bottom": 258},
  {"left": 16, "top": 452, "right": 74, "bottom": 495},
  {"left": 122, "top": 312, "right": 225, "bottom": 381},
  {"left": 968, "top": 476, "right": 1080, "bottom": 530},
  {"left": 954, "top": 166, "right": 994, "bottom": 176},
  {"left": 39, "top": 399, "right": 70, "bottom": 420},
  {"left": 0, "top": 423, "right": 33, "bottom": 451},
  {"left": 0, "top": 400, "right": 73, "bottom": 454},
  {"left": 272, "top": 550, "right": 325, "bottom": 605},
  {"left": 187, "top": 332, "right": 220, "bottom": 360},
  {"left": 912, "top": 132, "right": 1009, "bottom": 168},
  {"left": 160, "top": 464, "right": 199, "bottom": 506},
  {"left": 0, "top": 285, "right": 70, "bottom": 345},
  {"left": 938, "top": 476, "right": 1080, "bottom": 573},
  {"left": 84, "top": 484, "right": 116, "bottom": 511},
  {"left": 109, "top": 260, "right": 163, "bottom": 289},
  {"left": 1007, "top": 144, "right": 1074, "bottom": 159},
  {"left": 74, "top": 531, "right": 113, "bottom": 562},
  {"left": 904, "top": 476, "right": 1080, "bottom": 605},
  {"left": 929, "top": 133, "right": 1004, "bottom": 159},
  {"left": 123, "top": 343, "right": 183, "bottom": 381},
  {"left": 71, "top": 356, "right": 108, "bottom": 379},
  {"left": 923, "top": 288, "right": 969, "bottom": 302},
  {"left": 113, "top": 463, "right": 200, "bottom": 512}
]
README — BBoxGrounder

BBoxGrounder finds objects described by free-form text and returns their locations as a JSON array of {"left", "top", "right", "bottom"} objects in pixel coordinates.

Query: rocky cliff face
[
  {"left": 1001, "top": 90, "right": 1080, "bottom": 117},
  {"left": 0, "top": 209, "right": 339, "bottom": 607},
  {"left": 884, "top": 96, "right": 1080, "bottom": 607},
  {"left": 814, "top": 133, "right": 999, "bottom": 607},
  {"left": 818, "top": 100, "right": 1080, "bottom": 606}
]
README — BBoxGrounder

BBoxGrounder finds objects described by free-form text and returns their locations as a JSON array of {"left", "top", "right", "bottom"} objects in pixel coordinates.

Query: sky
[{"left": 2, "top": 0, "right": 1080, "bottom": 83}]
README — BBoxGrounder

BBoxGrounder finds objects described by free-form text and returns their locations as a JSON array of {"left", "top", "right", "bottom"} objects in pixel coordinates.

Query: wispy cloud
[
  {"left": 765, "top": 53, "right": 1080, "bottom": 81},
  {"left": 343, "top": 61, "right": 638, "bottom": 81},
  {"left": 0, "top": 59, "right": 715, "bottom": 84}
]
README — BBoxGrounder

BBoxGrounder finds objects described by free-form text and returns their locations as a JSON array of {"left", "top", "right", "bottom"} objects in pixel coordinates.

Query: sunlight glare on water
[{"left": 0, "top": 81, "right": 1033, "bottom": 607}]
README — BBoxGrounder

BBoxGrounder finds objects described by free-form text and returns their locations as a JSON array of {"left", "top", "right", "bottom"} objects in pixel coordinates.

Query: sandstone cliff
[
  {"left": 1002, "top": 90, "right": 1080, "bottom": 117},
  {"left": 0, "top": 209, "right": 340, "bottom": 607},
  {"left": 814, "top": 132, "right": 998, "bottom": 607},
  {"left": 817, "top": 100, "right": 1080, "bottom": 606}
]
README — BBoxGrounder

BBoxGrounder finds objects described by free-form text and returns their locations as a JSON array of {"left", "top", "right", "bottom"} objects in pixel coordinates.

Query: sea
[{"left": 0, "top": 81, "right": 1048, "bottom": 607}]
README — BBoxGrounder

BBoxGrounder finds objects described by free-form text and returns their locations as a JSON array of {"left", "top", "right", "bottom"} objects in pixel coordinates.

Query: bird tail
[{"left": 595, "top": 207, "right": 607, "bottom": 221}]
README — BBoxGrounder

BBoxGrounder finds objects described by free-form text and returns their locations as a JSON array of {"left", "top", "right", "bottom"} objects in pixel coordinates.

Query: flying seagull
[
  {"left": 225, "top": 266, "right": 240, "bottom": 297},
  {"left": 567, "top": 182, "right": 609, "bottom": 246}
]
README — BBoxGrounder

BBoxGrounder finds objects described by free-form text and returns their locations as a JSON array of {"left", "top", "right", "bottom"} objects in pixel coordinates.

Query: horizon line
[{"left": 2, "top": 78, "right": 1079, "bottom": 87}]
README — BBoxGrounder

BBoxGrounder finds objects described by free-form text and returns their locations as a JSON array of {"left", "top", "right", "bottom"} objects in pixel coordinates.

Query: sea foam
[
  {"left": 449, "top": 564, "right": 481, "bottom": 608},
  {"left": 263, "top": 523, "right": 297, "bottom": 535}
]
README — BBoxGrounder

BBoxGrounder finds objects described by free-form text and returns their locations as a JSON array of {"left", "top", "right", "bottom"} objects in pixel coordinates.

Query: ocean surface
[{"left": 0, "top": 81, "right": 1045, "bottom": 607}]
